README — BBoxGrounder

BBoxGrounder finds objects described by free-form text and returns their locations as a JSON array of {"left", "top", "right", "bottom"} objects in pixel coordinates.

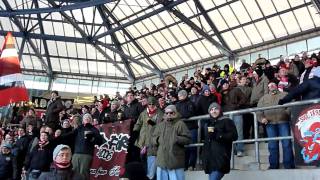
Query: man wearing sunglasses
[{"left": 152, "top": 105, "right": 191, "bottom": 180}]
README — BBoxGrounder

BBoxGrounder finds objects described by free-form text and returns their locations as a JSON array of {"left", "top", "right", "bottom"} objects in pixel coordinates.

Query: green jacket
[
  {"left": 133, "top": 108, "right": 164, "bottom": 156},
  {"left": 152, "top": 116, "right": 191, "bottom": 169}
]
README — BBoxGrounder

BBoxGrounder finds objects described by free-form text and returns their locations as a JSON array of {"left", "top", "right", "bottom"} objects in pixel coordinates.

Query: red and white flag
[{"left": 0, "top": 32, "right": 28, "bottom": 106}]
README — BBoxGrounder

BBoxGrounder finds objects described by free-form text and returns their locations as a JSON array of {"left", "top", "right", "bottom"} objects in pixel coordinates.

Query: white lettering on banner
[
  {"left": 96, "top": 132, "right": 130, "bottom": 161},
  {"left": 109, "top": 166, "right": 121, "bottom": 176},
  {"left": 90, "top": 167, "right": 108, "bottom": 178}
]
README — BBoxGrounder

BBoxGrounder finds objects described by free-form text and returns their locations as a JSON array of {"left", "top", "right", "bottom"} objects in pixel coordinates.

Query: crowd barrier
[{"left": 184, "top": 98, "right": 320, "bottom": 170}]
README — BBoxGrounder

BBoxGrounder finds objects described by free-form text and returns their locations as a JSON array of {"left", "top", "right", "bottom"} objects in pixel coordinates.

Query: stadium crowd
[{"left": 0, "top": 51, "right": 320, "bottom": 180}]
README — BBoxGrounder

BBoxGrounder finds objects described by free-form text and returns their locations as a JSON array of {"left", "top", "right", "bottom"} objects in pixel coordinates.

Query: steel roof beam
[
  {"left": 102, "top": 5, "right": 164, "bottom": 79},
  {"left": 47, "top": 0, "right": 134, "bottom": 83},
  {"left": 2, "top": 0, "right": 52, "bottom": 77},
  {"left": 93, "top": 0, "right": 187, "bottom": 40},
  {"left": 193, "top": 0, "right": 234, "bottom": 58},
  {"left": 159, "top": 2, "right": 233, "bottom": 57},
  {"left": 0, "top": 0, "right": 117, "bottom": 17},
  {"left": 97, "top": 6, "right": 136, "bottom": 82},
  {"left": 33, "top": 0, "right": 54, "bottom": 90}
]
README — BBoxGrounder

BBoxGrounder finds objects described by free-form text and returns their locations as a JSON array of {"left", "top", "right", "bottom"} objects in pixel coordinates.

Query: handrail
[
  {"left": 184, "top": 98, "right": 320, "bottom": 122},
  {"left": 183, "top": 98, "right": 320, "bottom": 170}
]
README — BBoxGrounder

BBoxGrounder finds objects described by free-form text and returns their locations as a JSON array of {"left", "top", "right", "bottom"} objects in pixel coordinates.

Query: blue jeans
[
  {"left": 185, "top": 129, "right": 198, "bottom": 168},
  {"left": 233, "top": 115, "right": 244, "bottom": 152},
  {"left": 147, "top": 156, "right": 157, "bottom": 179},
  {"left": 209, "top": 171, "right": 224, "bottom": 180},
  {"left": 266, "top": 122, "right": 295, "bottom": 169},
  {"left": 156, "top": 167, "right": 184, "bottom": 180}
]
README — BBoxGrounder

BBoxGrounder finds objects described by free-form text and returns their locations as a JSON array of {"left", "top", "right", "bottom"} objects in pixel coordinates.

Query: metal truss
[{"left": 0, "top": 0, "right": 117, "bottom": 17}]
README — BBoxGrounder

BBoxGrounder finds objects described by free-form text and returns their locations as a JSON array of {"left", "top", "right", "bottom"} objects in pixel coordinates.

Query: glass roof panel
[
  {"left": 88, "top": 61, "right": 98, "bottom": 75},
  {"left": 96, "top": 62, "right": 107, "bottom": 75},
  {"left": 208, "top": 10, "right": 229, "bottom": 31},
  {"left": 222, "top": 31, "right": 241, "bottom": 50},
  {"left": 288, "top": 0, "right": 305, "bottom": 7},
  {"left": 78, "top": 60, "right": 88, "bottom": 74},
  {"left": 256, "top": 0, "right": 277, "bottom": 16},
  {"left": 308, "top": 5, "right": 320, "bottom": 27},
  {"left": 294, "top": 7, "right": 315, "bottom": 31},
  {"left": 69, "top": 60, "right": 80, "bottom": 73},
  {"left": 51, "top": 58, "right": 61, "bottom": 71},
  {"left": 230, "top": 1, "right": 251, "bottom": 24},
  {"left": 218, "top": 6, "right": 240, "bottom": 28},
  {"left": 255, "top": 20, "right": 274, "bottom": 41},
  {"left": 60, "top": 58, "right": 70, "bottom": 72},
  {"left": 21, "top": 55, "right": 33, "bottom": 69},
  {"left": 267, "top": 16, "right": 288, "bottom": 38},
  {"left": 272, "top": 0, "right": 290, "bottom": 12},
  {"left": 232, "top": 28, "right": 251, "bottom": 47},
  {"left": 214, "top": 0, "right": 227, "bottom": 6},
  {"left": 242, "top": 0, "right": 263, "bottom": 20},
  {"left": 242, "top": 24, "right": 263, "bottom": 44},
  {"left": 280, "top": 12, "right": 301, "bottom": 34}
]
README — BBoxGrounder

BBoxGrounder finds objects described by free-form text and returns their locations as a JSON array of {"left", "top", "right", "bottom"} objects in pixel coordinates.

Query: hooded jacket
[{"left": 46, "top": 97, "right": 64, "bottom": 129}]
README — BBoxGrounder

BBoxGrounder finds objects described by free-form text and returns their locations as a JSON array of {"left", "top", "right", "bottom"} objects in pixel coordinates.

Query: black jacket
[
  {"left": 0, "top": 153, "right": 17, "bottom": 180},
  {"left": 14, "top": 135, "right": 32, "bottom": 170},
  {"left": 202, "top": 116, "right": 238, "bottom": 174},
  {"left": 198, "top": 95, "right": 217, "bottom": 115},
  {"left": 176, "top": 98, "right": 198, "bottom": 129},
  {"left": 123, "top": 99, "right": 144, "bottom": 122},
  {"left": 25, "top": 143, "right": 53, "bottom": 172},
  {"left": 279, "top": 77, "right": 320, "bottom": 105},
  {"left": 46, "top": 97, "right": 64, "bottom": 130},
  {"left": 103, "top": 109, "right": 122, "bottom": 123},
  {"left": 38, "top": 166, "right": 85, "bottom": 180},
  {"left": 71, "top": 124, "right": 104, "bottom": 155}
]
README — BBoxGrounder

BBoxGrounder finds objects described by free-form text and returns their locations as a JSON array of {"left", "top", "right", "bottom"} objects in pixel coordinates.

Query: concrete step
[{"left": 186, "top": 169, "right": 320, "bottom": 180}]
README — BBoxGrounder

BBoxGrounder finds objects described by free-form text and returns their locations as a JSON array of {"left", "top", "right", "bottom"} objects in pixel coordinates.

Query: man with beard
[
  {"left": 203, "top": 103, "right": 237, "bottom": 180},
  {"left": 45, "top": 91, "right": 64, "bottom": 130},
  {"left": 134, "top": 97, "right": 164, "bottom": 180}
]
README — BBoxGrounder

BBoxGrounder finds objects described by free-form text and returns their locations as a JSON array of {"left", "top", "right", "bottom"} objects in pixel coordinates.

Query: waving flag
[{"left": 0, "top": 32, "right": 28, "bottom": 106}]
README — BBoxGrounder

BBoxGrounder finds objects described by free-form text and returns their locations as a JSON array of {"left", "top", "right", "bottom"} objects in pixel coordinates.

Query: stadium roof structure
[{"left": 1, "top": 0, "right": 320, "bottom": 86}]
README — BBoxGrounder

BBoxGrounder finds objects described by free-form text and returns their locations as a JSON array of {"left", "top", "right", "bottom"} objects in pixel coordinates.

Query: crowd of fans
[{"left": 0, "top": 51, "right": 320, "bottom": 180}]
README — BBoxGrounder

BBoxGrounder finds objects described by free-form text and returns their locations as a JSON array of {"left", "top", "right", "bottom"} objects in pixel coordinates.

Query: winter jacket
[
  {"left": 14, "top": 135, "right": 32, "bottom": 171},
  {"left": 103, "top": 109, "right": 123, "bottom": 123},
  {"left": 20, "top": 116, "right": 41, "bottom": 130},
  {"left": 46, "top": 97, "right": 64, "bottom": 129},
  {"left": 0, "top": 153, "right": 17, "bottom": 180},
  {"left": 64, "top": 124, "right": 103, "bottom": 155},
  {"left": 221, "top": 87, "right": 246, "bottom": 112},
  {"left": 203, "top": 116, "right": 238, "bottom": 174},
  {"left": 279, "top": 77, "right": 320, "bottom": 104},
  {"left": 123, "top": 99, "right": 144, "bottom": 122},
  {"left": 134, "top": 108, "right": 164, "bottom": 156},
  {"left": 152, "top": 116, "right": 191, "bottom": 169},
  {"left": 257, "top": 91, "right": 290, "bottom": 124},
  {"left": 237, "top": 85, "right": 252, "bottom": 108},
  {"left": 38, "top": 166, "right": 85, "bottom": 180},
  {"left": 198, "top": 95, "right": 217, "bottom": 115},
  {"left": 250, "top": 75, "right": 269, "bottom": 106},
  {"left": 176, "top": 98, "right": 198, "bottom": 129},
  {"left": 24, "top": 143, "right": 53, "bottom": 172},
  {"left": 190, "top": 94, "right": 200, "bottom": 108},
  {"left": 300, "top": 67, "right": 320, "bottom": 84}
]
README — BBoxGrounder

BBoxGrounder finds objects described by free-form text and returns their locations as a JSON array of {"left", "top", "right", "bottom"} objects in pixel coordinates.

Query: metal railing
[{"left": 184, "top": 98, "right": 320, "bottom": 170}]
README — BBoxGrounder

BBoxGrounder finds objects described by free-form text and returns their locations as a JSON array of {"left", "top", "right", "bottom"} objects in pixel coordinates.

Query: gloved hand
[
  {"left": 278, "top": 99, "right": 285, "bottom": 105},
  {"left": 147, "top": 119, "right": 156, "bottom": 126}
]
